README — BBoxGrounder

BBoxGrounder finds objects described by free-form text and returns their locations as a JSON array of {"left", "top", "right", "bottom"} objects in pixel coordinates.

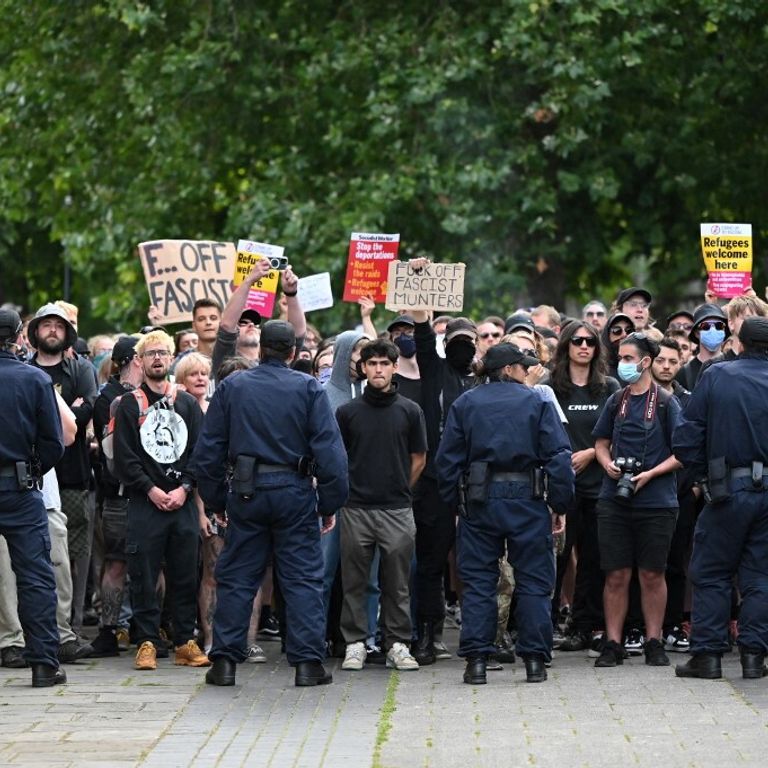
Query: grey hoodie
[{"left": 325, "top": 330, "right": 366, "bottom": 413}]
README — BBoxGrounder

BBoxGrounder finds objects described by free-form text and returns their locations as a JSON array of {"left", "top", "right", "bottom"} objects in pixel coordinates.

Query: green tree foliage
[{"left": 1, "top": 0, "right": 766, "bottom": 333}]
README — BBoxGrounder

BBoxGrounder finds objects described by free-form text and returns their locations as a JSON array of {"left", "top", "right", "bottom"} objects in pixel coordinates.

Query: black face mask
[{"left": 446, "top": 338, "right": 475, "bottom": 370}]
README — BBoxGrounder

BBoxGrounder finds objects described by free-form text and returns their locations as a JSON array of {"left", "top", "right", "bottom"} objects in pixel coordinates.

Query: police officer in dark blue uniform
[
  {"left": 0, "top": 308, "right": 66, "bottom": 686},
  {"left": 436, "top": 344, "right": 574, "bottom": 684},
  {"left": 673, "top": 316, "right": 768, "bottom": 680},
  {"left": 193, "top": 320, "right": 349, "bottom": 687}
]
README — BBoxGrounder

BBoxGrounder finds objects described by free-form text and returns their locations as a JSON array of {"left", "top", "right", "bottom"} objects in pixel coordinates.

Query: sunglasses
[
  {"left": 570, "top": 336, "right": 597, "bottom": 347},
  {"left": 610, "top": 325, "right": 633, "bottom": 336},
  {"left": 699, "top": 321, "right": 725, "bottom": 331},
  {"left": 479, "top": 332, "right": 502, "bottom": 339},
  {"left": 237, "top": 319, "right": 258, "bottom": 327}
]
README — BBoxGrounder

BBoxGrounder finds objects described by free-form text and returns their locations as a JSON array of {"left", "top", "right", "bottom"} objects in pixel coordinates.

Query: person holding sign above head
[
  {"left": 409, "top": 258, "right": 478, "bottom": 666},
  {"left": 211, "top": 259, "right": 307, "bottom": 383}
]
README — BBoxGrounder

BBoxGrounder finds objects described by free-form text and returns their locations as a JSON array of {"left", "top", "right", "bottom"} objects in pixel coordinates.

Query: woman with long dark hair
[{"left": 550, "top": 321, "right": 620, "bottom": 652}]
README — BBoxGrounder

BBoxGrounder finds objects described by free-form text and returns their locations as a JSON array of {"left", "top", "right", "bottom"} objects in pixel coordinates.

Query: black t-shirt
[
  {"left": 38, "top": 361, "right": 64, "bottom": 389},
  {"left": 335, "top": 388, "right": 427, "bottom": 509},
  {"left": 556, "top": 378, "right": 620, "bottom": 498},
  {"left": 394, "top": 373, "right": 422, "bottom": 407},
  {"left": 592, "top": 386, "right": 681, "bottom": 508}
]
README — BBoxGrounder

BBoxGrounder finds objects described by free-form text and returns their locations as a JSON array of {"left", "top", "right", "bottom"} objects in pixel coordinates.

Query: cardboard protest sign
[
  {"left": 138, "top": 240, "right": 236, "bottom": 325},
  {"left": 700, "top": 223, "right": 753, "bottom": 298},
  {"left": 342, "top": 232, "right": 399, "bottom": 303},
  {"left": 297, "top": 272, "right": 334, "bottom": 312},
  {"left": 385, "top": 261, "right": 466, "bottom": 312},
  {"left": 234, "top": 240, "right": 283, "bottom": 317}
]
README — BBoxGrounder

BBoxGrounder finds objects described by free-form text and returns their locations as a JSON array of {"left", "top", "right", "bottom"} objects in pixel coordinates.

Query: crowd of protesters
[{"left": 1, "top": 258, "right": 767, "bottom": 687}]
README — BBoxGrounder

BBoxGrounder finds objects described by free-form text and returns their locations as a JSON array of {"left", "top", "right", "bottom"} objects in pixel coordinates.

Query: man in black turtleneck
[{"left": 335, "top": 339, "right": 427, "bottom": 672}]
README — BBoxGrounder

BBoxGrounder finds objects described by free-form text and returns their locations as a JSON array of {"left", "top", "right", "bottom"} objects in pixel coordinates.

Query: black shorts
[
  {"left": 596, "top": 499, "right": 677, "bottom": 571},
  {"left": 101, "top": 496, "right": 129, "bottom": 561}
]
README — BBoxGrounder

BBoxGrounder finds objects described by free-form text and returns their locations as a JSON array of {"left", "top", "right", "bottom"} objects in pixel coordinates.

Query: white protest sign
[
  {"left": 297, "top": 272, "right": 334, "bottom": 312},
  {"left": 385, "top": 261, "right": 466, "bottom": 312}
]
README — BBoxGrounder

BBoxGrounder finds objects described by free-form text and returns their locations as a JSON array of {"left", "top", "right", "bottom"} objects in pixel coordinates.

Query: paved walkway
[{"left": 1, "top": 631, "right": 767, "bottom": 767}]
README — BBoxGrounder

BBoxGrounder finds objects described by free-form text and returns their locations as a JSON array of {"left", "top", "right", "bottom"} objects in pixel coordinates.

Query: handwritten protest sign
[
  {"left": 138, "top": 240, "right": 236, "bottom": 324},
  {"left": 385, "top": 261, "right": 466, "bottom": 312},
  {"left": 700, "top": 223, "right": 753, "bottom": 298},
  {"left": 298, "top": 272, "right": 334, "bottom": 312},
  {"left": 234, "top": 240, "right": 283, "bottom": 317},
  {"left": 342, "top": 233, "right": 399, "bottom": 303}
]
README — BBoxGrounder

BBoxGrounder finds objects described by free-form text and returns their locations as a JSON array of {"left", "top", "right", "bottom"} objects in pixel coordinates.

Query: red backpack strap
[{"left": 132, "top": 388, "right": 151, "bottom": 426}]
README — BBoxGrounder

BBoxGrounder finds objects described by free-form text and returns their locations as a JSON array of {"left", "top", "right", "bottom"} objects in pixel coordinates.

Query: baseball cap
[
  {"left": 386, "top": 314, "right": 415, "bottom": 333},
  {"left": 0, "top": 308, "right": 22, "bottom": 342},
  {"left": 112, "top": 336, "right": 139, "bottom": 367},
  {"left": 260, "top": 320, "right": 296, "bottom": 352},
  {"left": 238, "top": 309, "right": 262, "bottom": 325},
  {"left": 444, "top": 317, "right": 477, "bottom": 343},
  {"left": 484, "top": 343, "right": 540, "bottom": 370},
  {"left": 616, "top": 287, "right": 652, "bottom": 307},
  {"left": 503, "top": 313, "right": 535, "bottom": 335}
]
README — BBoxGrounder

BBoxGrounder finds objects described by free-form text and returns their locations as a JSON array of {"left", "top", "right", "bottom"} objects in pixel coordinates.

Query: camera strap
[{"left": 613, "top": 383, "right": 660, "bottom": 469}]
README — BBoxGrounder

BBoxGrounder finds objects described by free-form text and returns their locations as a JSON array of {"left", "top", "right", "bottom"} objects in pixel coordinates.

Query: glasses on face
[
  {"left": 668, "top": 321, "right": 693, "bottom": 331},
  {"left": 610, "top": 325, "right": 632, "bottom": 336},
  {"left": 625, "top": 300, "right": 649, "bottom": 310},
  {"left": 142, "top": 349, "right": 171, "bottom": 359},
  {"left": 570, "top": 336, "right": 597, "bottom": 348},
  {"left": 586, "top": 310, "right": 605, "bottom": 318},
  {"left": 479, "top": 332, "right": 502, "bottom": 340},
  {"left": 699, "top": 321, "right": 725, "bottom": 331}
]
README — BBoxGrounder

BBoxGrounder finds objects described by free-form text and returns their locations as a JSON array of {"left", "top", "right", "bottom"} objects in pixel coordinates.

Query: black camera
[
  {"left": 614, "top": 456, "right": 642, "bottom": 501},
  {"left": 268, "top": 255, "right": 288, "bottom": 271}
]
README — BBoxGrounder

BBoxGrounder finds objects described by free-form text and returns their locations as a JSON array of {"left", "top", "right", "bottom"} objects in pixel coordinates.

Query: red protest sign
[{"left": 342, "top": 232, "right": 399, "bottom": 303}]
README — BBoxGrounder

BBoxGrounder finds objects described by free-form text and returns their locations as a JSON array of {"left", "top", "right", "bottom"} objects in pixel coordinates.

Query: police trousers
[
  {"left": 211, "top": 473, "right": 326, "bottom": 665},
  {"left": 689, "top": 484, "right": 768, "bottom": 654},
  {"left": 457, "top": 481, "right": 554, "bottom": 660},
  {"left": 0, "top": 486, "right": 59, "bottom": 666}
]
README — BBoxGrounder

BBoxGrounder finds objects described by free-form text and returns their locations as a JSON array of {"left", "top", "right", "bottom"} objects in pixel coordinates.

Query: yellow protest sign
[
  {"left": 234, "top": 240, "right": 283, "bottom": 316},
  {"left": 700, "top": 223, "right": 752, "bottom": 298}
]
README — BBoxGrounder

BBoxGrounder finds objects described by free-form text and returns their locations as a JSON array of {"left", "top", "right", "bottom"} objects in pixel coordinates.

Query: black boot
[
  {"left": 463, "top": 656, "right": 487, "bottom": 685},
  {"left": 295, "top": 661, "right": 332, "bottom": 687},
  {"left": 31, "top": 663, "right": 67, "bottom": 688},
  {"left": 675, "top": 653, "right": 722, "bottom": 679},
  {"left": 412, "top": 621, "right": 436, "bottom": 666},
  {"left": 523, "top": 655, "right": 547, "bottom": 683},
  {"left": 740, "top": 648, "right": 768, "bottom": 679},
  {"left": 205, "top": 657, "right": 236, "bottom": 686}
]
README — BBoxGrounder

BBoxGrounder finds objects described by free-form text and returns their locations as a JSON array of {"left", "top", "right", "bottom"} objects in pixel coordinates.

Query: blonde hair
[
  {"left": 725, "top": 295, "right": 768, "bottom": 321},
  {"left": 135, "top": 330, "right": 175, "bottom": 357},
  {"left": 87, "top": 334, "right": 114, "bottom": 357},
  {"left": 55, "top": 300, "right": 78, "bottom": 322},
  {"left": 502, "top": 331, "right": 550, "bottom": 365},
  {"left": 174, "top": 351, "right": 212, "bottom": 384}
]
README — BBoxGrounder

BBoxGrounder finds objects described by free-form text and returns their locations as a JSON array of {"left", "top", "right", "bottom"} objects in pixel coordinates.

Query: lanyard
[{"left": 613, "top": 383, "right": 659, "bottom": 468}]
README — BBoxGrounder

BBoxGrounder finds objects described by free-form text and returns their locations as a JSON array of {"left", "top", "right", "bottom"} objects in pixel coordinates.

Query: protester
[
  {"left": 174, "top": 352, "right": 212, "bottom": 413},
  {"left": 614, "top": 287, "right": 652, "bottom": 330},
  {"left": 583, "top": 301, "right": 607, "bottom": 331},
  {"left": 675, "top": 303, "right": 729, "bottom": 390},
  {"left": 191, "top": 298, "right": 221, "bottom": 358}
]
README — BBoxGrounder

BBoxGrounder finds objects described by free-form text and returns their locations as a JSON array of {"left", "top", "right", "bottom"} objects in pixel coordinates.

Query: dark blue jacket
[
  {"left": 436, "top": 381, "right": 574, "bottom": 515},
  {"left": 193, "top": 358, "right": 348, "bottom": 514},
  {"left": 0, "top": 350, "right": 64, "bottom": 474},
  {"left": 673, "top": 355, "right": 768, "bottom": 477}
]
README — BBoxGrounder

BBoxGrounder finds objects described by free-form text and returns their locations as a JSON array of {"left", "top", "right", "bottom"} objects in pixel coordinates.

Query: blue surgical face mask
[
  {"left": 699, "top": 328, "right": 725, "bottom": 351},
  {"left": 617, "top": 361, "right": 643, "bottom": 384},
  {"left": 394, "top": 334, "right": 416, "bottom": 358},
  {"left": 318, "top": 368, "right": 332, "bottom": 385}
]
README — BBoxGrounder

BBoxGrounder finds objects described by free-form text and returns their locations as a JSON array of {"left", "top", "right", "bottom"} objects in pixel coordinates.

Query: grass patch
[{"left": 371, "top": 671, "right": 400, "bottom": 768}]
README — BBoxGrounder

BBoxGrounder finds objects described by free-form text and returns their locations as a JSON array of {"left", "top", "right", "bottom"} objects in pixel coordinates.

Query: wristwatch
[{"left": 181, "top": 481, "right": 193, "bottom": 494}]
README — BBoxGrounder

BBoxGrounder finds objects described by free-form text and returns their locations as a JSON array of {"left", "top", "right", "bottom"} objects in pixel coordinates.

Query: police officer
[
  {"left": 194, "top": 320, "right": 349, "bottom": 687},
  {"left": 673, "top": 316, "right": 768, "bottom": 680},
  {"left": 0, "top": 308, "right": 67, "bottom": 686},
  {"left": 436, "top": 344, "right": 574, "bottom": 684}
]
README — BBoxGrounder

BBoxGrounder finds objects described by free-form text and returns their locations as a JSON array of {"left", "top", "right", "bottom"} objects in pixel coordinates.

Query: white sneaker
[
  {"left": 245, "top": 644, "right": 267, "bottom": 663},
  {"left": 342, "top": 642, "right": 366, "bottom": 670},
  {"left": 386, "top": 642, "right": 419, "bottom": 671},
  {"left": 433, "top": 641, "right": 452, "bottom": 660}
]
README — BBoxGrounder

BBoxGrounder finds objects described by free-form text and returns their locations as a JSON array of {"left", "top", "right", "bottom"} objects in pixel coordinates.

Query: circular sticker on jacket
[{"left": 139, "top": 408, "right": 188, "bottom": 464}]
